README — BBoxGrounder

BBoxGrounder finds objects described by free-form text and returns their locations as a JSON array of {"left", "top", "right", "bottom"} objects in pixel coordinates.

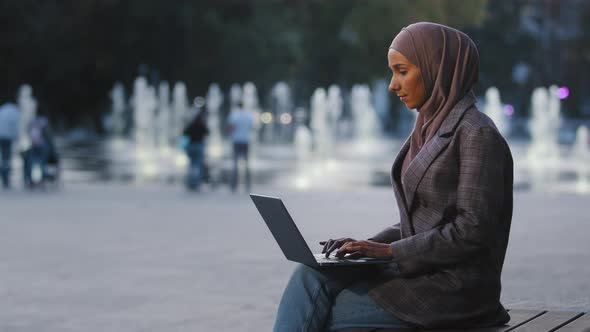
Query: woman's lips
[{"left": 399, "top": 95, "right": 407, "bottom": 102}]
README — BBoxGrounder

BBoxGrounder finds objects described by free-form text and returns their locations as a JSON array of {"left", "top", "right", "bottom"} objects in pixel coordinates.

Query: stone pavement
[{"left": 0, "top": 183, "right": 589, "bottom": 331}]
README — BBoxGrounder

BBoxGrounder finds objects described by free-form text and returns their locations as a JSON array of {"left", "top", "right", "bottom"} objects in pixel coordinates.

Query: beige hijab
[{"left": 391, "top": 22, "right": 479, "bottom": 176}]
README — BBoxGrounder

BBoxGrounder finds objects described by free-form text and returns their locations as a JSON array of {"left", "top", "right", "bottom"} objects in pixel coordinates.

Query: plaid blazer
[{"left": 368, "top": 93, "right": 513, "bottom": 328}]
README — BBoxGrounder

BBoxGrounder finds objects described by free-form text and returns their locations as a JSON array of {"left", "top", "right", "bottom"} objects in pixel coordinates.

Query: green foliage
[{"left": 0, "top": 0, "right": 487, "bottom": 127}]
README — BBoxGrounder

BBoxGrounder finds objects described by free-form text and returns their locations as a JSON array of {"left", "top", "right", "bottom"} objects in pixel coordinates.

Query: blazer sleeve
[
  {"left": 368, "top": 223, "right": 402, "bottom": 243},
  {"left": 390, "top": 127, "right": 510, "bottom": 276}
]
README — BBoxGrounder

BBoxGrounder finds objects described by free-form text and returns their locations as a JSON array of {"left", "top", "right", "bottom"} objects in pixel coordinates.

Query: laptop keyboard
[{"left": 314, "top": 253, "right": 346, "bottom": 262}]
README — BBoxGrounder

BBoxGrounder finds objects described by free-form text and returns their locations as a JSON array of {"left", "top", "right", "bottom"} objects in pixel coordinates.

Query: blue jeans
[
  {"left": 230, "top": 142, "right": 250, "bottom": 192},
  {"left": 0, "top": 138, "right": 12, "bottom": 188},
  {"left": 23, "top": 145, "right": 49, "bottom": 186},
  {"left": 273, "top": 264, "right": 412, "bottom": 332},
  {"left": 185, "top": 143, "right": 205, "bottom": 190}
]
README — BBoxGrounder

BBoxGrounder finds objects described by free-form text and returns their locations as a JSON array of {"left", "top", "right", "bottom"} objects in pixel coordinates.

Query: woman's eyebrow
[{"left": 388, "top": 64, "right": 406, "bottom": 70}]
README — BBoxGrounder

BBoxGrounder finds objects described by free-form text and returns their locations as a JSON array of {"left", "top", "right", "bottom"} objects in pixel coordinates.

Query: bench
[{"left": 339, "top": 309, "right": 589, "bottom": 331}]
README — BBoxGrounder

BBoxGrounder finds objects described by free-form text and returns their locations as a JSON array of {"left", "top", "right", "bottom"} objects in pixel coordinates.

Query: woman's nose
[{"left": 389, "top": 77, "right": 400, "bottom": 92}]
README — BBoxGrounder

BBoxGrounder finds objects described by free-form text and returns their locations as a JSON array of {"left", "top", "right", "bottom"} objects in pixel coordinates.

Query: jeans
[
  {"left": 0, "top": 138, "right": 12, "bottom": 188},
  {"left": 230, "top": 142, "right": 250, "bottom": 192},
  {"left": 273, "top": 264, "right": 412, "bottom": 332},
  {"left": 185, "top": 142, "right": 205, "bottom": 190},
  {"left": 23, "top": 145, "right": 49, "bottom": 186}
]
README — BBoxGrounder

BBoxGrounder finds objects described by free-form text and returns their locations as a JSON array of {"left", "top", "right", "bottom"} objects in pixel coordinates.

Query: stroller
[{"left": 43, "top": 148, "right": 60, "bottom": 188}]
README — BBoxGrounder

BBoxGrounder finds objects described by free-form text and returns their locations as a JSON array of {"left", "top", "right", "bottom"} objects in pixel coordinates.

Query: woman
[{"left": 273, "top": 22, "right": 513, "bottom": 331}]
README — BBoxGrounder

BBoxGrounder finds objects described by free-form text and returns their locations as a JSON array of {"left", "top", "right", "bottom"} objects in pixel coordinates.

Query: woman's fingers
[
  {"left": 335, "top": 241, "right": 362, "bottom": 258},
  {"left": 320, "top": 240, "right": 328, "bottom": 253},
  {"left": 320, "top": 238, "right": 357, "bottom": 257},
  {"left": 322, "top": 239, "right": 335, "bottom": 254},
  {"left": 326, "top": 240, "right": 342, "bottom": 257},
  {"left": 335, "top": 240, "right": 393, "bottom": 259}
]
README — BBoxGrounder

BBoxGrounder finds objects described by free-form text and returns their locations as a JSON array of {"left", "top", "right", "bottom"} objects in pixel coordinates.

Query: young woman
[{"left": 273, "top": 22, "right": 513, "bottom": 331}]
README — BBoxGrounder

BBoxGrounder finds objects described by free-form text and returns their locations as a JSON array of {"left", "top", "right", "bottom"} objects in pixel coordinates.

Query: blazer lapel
[
  {"left": 401, "top": 92, "right": 477, "bottom": 214},
  {"left": 401, "top": 135, "right": 452, "bottom": 210}
]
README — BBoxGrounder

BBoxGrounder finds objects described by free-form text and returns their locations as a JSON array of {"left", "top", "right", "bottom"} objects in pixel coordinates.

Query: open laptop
[{"left": 250, "top": 193, "right": 392, "bottom": 267}]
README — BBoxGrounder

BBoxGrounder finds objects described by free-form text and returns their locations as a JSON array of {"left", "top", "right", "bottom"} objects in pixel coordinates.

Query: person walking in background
[
  {"left": 183, "top": 110, "right": 209, "bottom": 191},
  {"left": 24, "top": 110, "right": 53, "bottom": 188},
  {"left": 227, "top": 101, "right": 254, "bottom": 193},
  {"left": 0, "top": 101, "right": 21, "bottom": 189}
]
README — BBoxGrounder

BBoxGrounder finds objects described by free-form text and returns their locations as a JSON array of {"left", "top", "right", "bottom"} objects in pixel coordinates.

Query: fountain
[
  {"left": 242, "top": 82, "right": 260, "bottom": 159},
  {"left": 351, "top": 84, "right": 381, "bottom": 151},
  {"left": 483, "top": 87, "right": 509, "bottom": 137},
  {"left": 172, "top": 82, "right": 190, "bottom": 146},
  {"left": 527, "top": 87, "right": 561, "bottom": 163},
  {"left": 109, "top": 82, "right": 127, "bottom": 137},
  {"left": 226, "top": 84, "right": 242, "bottom": 157},
  {"left": 130, "top": 77, "right": 159, "bottom": 179},
  {"left": 229, "top": 84, "right": 242, "bottom": 111},
  {"left": 106, "top": 82, "right": 129, "bottom": 158},
  {"left": 59, "top": 77, "right": 590, "bottom": 193},
  {"left": 157, "top": 81, "right": 188, "bottom": 178},
  {"left": 156, "top": 81, "right": 171, "bottom": 148},
  {"left": 292, "top": 108, "right": 313, "bottom": 189},
  {"left": 293, "top": 108, "right": 313, "bottom": 162},
  {"left": 327, "top": 85, "right": 343, "bottom": 140},
  {"left": 131, "top": 77, "right": 151, "bottom": 148},
  {"left": 526, "top": 86, "right": 562, "bottom": 190},
  {"left": 572, "top": 125, "right": 590, "bottom": 193},
  {"left": 17, "top": 84, "right": 37, "bottom": 152},
  {"left": 372, "top": 79, "right": 390, "bottom": 133},
  {"left": 227, "top": 84, "right": 242, "bottom": 149},
  {"left": 103, "top": 78, "right": 190, "bottom": 182},
  {"left": 272, "top": 82, "right": 293, "bottom": 142},
  {"left": 572, "top": 126, "right": 590, "bottom": 159},
  {"left": 310, "top": 88, "right": 331, "bottom": 160},
  {"left": 206, "top": 83, "right": 224, "bottom": 160},
  {"left": 548, "top": 85, "right": 562, "bottom": 126}
]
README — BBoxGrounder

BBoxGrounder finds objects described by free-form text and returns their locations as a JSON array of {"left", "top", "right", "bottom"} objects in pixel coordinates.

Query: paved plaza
[{"left": 1, "top": 182, "right": 589, "bottom": 331}]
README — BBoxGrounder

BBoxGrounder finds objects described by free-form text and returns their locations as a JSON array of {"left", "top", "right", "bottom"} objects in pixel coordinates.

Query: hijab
[{"left": 390, "top": 22, "right": 479, "bottom": 176}]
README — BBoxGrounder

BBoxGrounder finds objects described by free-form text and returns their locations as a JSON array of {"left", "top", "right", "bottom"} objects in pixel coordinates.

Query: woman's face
[{"left": 388, "top": 49, "right": 426, "bottom": 110}]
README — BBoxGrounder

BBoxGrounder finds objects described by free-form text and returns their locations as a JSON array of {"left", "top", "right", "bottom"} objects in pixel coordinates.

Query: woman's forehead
[{"left": 388, "top": 49, "right": 413, "bottom": 66}]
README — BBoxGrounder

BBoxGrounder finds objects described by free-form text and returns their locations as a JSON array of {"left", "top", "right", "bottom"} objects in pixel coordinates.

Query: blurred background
[
  {"left": 2, "top": 0, "right": 590, "bottom": 123},
  {"left": 1, "top": 1, "right": 589, "bottom": 331},
  {"left": 1, "top": 0, "right": 589, "bottom": 190}
]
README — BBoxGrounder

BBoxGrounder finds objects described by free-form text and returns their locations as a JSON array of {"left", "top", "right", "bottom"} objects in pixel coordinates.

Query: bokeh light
[
  {"left": 260, "top": 112, "right": 273, "bottom": 124},
  {"left": 193, "top": 96, "right": 206, "bottom": 107},
  {"left": 503, "top": 104, "right": 515, "bottom": 117},
  {"left": 557, "top": 86, "right": 570, "bottom": 100},
  {"left": 279, "top": 113, "right": 292, "bottom": 125}
]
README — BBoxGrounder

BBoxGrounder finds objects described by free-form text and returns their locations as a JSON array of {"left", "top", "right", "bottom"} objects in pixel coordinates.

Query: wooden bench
[{"left": 339, "top": 309, "right": 589, "bottom": 332}]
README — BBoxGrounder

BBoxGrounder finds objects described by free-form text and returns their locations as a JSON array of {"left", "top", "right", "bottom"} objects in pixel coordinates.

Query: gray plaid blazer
[{"left": 368, "top": 93, "right": 513, "bottom": 328}]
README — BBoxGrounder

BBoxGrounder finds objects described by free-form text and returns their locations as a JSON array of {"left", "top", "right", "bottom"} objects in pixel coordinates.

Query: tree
[{"left": 0, "top": 0, "right": 488, "bottom": 129}]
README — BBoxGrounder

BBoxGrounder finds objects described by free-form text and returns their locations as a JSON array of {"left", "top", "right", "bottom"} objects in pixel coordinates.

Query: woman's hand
[
  {"left": 335, "top": 240, "right": 393, "bottom": 260},
  {"left": 319, "top": 238, "right": 356, "bottom": 258}
]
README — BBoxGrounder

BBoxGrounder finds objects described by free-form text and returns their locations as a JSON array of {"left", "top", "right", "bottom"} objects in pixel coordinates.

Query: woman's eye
[{"left": 399, "top": 71, "right": 407, "bottom": 75}]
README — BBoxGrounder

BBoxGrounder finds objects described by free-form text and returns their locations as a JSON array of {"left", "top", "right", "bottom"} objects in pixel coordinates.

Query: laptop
[{"left": 250, "top": 193, "right": 392, "bottom": 267}]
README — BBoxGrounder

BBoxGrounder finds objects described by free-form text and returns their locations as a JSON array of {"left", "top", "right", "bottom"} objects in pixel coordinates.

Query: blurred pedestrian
[
  {"left": 227, "top": 101, "right": 254, "bottom": 192},
  {"left": 183, "top": 110, "right": 209, "bottom": 191},
  {"left": 0, "top": 101, "right": 21, "bottom": 189},
  {"left": 24, "top": 110, "right": 53, "bottom": 188}
]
